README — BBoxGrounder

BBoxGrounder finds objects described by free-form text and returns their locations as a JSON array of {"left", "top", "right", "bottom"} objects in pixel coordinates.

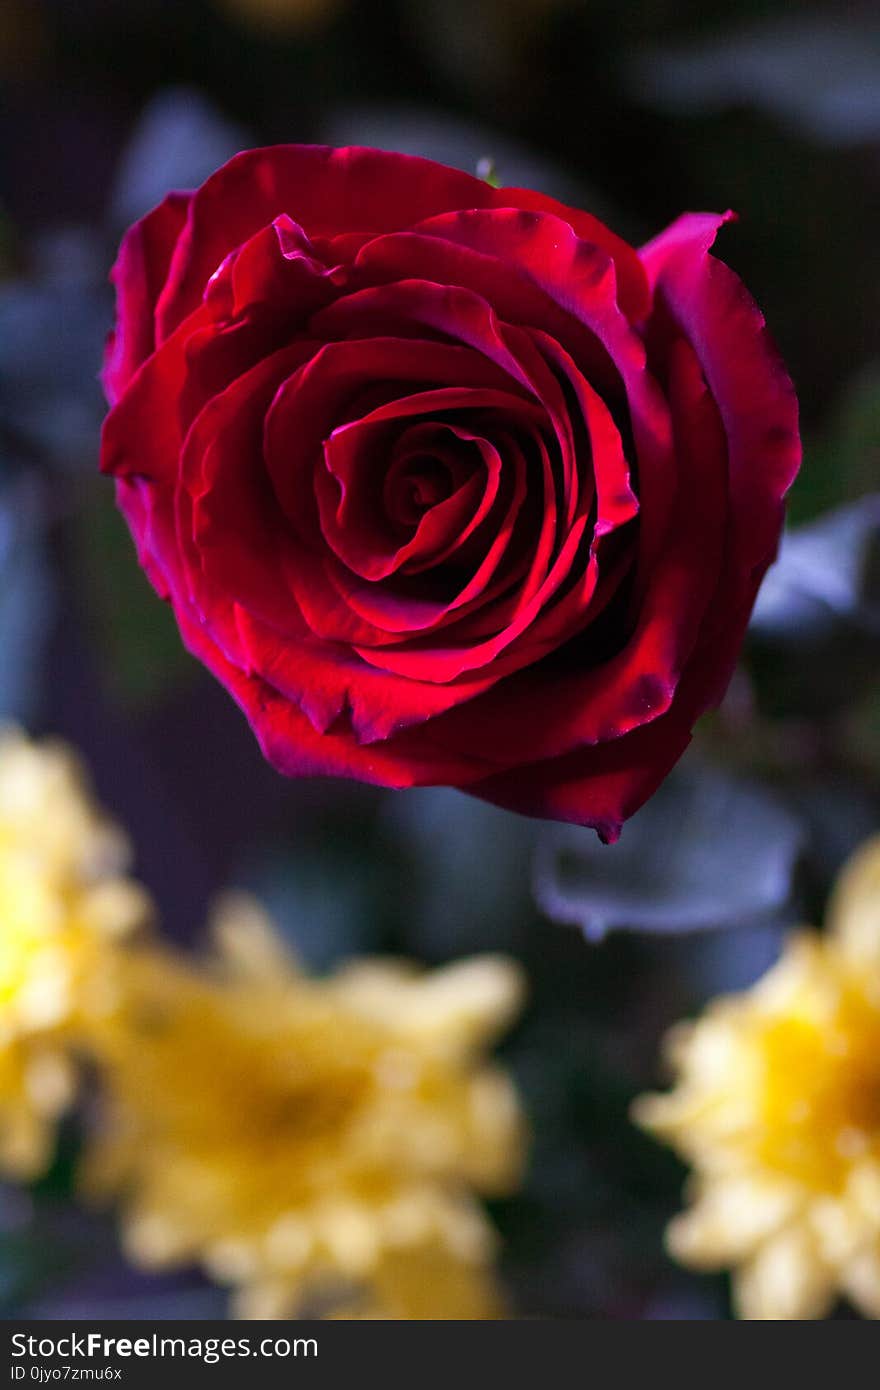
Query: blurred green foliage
[{"left": 72, "top": 483, "right": 195, "bottom": 709}]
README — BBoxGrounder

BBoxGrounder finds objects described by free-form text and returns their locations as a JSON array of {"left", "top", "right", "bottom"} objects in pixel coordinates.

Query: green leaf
[
  {"left": 791, "top": 363, "right": 880, "bottom": 523},
  {"left": 73, "top": 482, "right": 194, "bottom": 709}
]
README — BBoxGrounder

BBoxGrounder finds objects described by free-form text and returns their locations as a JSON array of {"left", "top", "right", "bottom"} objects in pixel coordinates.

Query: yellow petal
[
  {"left": 339, "top": 956, "right": 525, "bottom": 1055},
  {"left": 826, "top": 834, "right": 880, "bottom": 968},
  {"left": 841, "top": 1246, "right": 880, "bottom": 1318},
  {"left": 735, "top": 1225, "right": 835, "bottom": 1320},
  {"left": 665, "top": 1176, "right": 799, "bottom": 1267},
  {"left": 209, "top": 892, "right": 298, "bottom": 979}
]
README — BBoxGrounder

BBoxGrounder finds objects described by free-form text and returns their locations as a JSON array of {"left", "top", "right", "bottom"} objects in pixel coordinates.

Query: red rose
[{"left": 100, "top": 145, "right": 799, "bottom": 840}]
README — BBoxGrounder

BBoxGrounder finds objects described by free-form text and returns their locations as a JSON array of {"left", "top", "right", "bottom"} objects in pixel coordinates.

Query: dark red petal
[
  {"left": 640, "top": 212, "right": 800, "bottom": 591},
  {"left": 172, "top": 601, "right": 499, "bottom": 788},
  {"left": 465, "top": 699, "right": 696, "bottom": 843},
  {"left": 423, "top": 336, "right": 729, "bottom": 761},
  {"left": 177, "top": 342, "right": 318, "bottom": 634},
  {"left": 346, "top": 217, "right": 676, "bottom": 576},
  {"left": 326, "top": 431, "right": 531, "bottom": 644},
  {"left": 112, "top": 476, "right": 174, "bottom": 602},
  {"left": 354, "top": 512, "right": 592, "bottom": 683},
  {"left": 231, "top": 605, "right": 502, "bottom": 745},
  {"left": 317, "top": 420, "right": 500, "bottom": 581},
  {"left": 263, "top": 334, "right": 527, "bottom": 527},
  {"left": 467, "top": 557, "right": 765, "bottom": 841},
  {"left": 103, "top": 190, "right": 191, "bottom": 404},
  {"left": 100, "top": 299, "right": 215, "bottom": 489},
  {"left": 491, "top": 184, "right": 652, "bottom": 322},
  {"left": 154, "top": 145, "right": 500, "bottom": 341}
]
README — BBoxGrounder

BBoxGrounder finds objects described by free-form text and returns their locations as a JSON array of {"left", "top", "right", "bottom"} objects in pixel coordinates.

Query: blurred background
[{"left": 1, "top": 0, "right": 879, "bottom": 1319}]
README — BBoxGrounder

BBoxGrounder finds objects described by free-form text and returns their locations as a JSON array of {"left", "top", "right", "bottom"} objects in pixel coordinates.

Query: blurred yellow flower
[
  {"left": 319, "top": 1239, "right": 506, "bottom": 1320},
  {"left": 634, "top": 834, "right": 880, "bottom": 1320},
  {"left": 0, "top": 728, "right": 151, "bottom": 1177},
  {"left": 0, "top": 726, "right": 527, "bottom": 1318},
  {"left": 83, "top": 893, "right": 525, "bottom": 1319}
]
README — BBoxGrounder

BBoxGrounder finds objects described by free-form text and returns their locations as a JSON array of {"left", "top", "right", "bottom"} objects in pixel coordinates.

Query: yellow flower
[
  {"left": 83, "top": 893, "right": 525, "bottom": 1319},
  {"left": 248, "top": 1239, "right": 506, "bottom": 1321},
  {"left": 634, "top": 834, "right": 880, "bottom": 1320},
  {"left": 0, "top": 729, "right": 151, "bottom": 1177}
]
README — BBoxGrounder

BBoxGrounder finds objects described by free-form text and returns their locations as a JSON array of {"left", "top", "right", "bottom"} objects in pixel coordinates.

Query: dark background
[{"left": 1, "top": 0, "right": 879, "bottom": 1319}]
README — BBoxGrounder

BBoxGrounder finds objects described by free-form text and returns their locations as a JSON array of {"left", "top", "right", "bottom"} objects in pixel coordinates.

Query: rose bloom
[{"left": 101, "top": 146, "right": 799, "bottom": 839}]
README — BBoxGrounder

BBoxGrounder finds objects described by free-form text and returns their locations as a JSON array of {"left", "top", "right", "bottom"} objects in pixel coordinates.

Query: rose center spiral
[{"left": 385, "top": 454, "right": 458, "bottom": 528}]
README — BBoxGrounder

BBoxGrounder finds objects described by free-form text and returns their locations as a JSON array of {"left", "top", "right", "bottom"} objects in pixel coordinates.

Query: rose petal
[
  {"left": 103, "top": 190, "right": 191, "bottom": 404},
  {"left": 641, "top": 211, "right": 800, "bottom": 598},
  {"left": 155, "top": 145, "right": 502, "bottom": 342},
  {"left": 423, "top": 336, "right": 728, "bottom": 761},
  {"left": 172, "top": 600, "right": 502, "bottom": 788}
]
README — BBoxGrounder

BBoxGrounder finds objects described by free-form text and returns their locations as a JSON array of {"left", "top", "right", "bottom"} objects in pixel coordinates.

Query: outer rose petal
[
  {"left": 102, "top": 191, "right": 192, "bottom": 404},
  {"left": 467, "top": 699, "right": 695, "bottom": 844},
  {"left": 172, "top": 602, "right": 502, "bottom": 790},
  {"left": 640, "top": 212, "right": 800, "bottom": 593},
  {"left": 467, "top": 579, "right": 758, "bottom": 843},
  {"left": 492, "top": 186, "right": 651, "bottom": 323},
  {"left": 155, "top": 146, "right": 502, "bottom": 341},
  {"left": 152, "top": 145, "right": 649, "bottom": 344}
]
